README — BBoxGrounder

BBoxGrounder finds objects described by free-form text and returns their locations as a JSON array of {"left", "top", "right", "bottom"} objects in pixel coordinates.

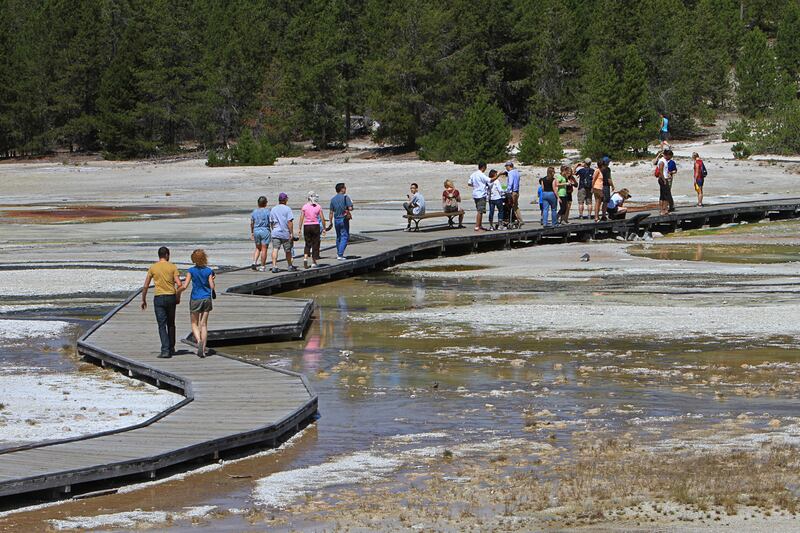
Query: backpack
[
  {"left": 701, "top": 162, "right": 708, "bottom": 178},
  {"left": 653, "top": 164, "right": 661, "bottom": 178}
]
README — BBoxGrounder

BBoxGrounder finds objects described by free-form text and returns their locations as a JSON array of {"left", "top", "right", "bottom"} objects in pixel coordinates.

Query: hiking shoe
[
  {"left": 270, "top": 267, "right": 280, "bottom": 273},
  {"left": 288, "top": 265, "right": 298, "bottom": 272},
  {"left": 250, "top": 263, "right": 258, "bottom": 271},
  {"left": 158, "top": 352, "right": 172, "bottom": 359},
  {"left": 197, "top": 347, "right": 204, "bottom": 358},
  {"left": 303, "top": 258, "right": 309, "bottom": 269}
]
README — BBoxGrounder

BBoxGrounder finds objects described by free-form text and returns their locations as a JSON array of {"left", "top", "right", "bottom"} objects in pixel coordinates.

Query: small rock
[
  {"left": 768, "top": 419, "right": 781, "bottom": 428},
  {"left": 580, "top": 253, "right": 590, "bottom": 262}
]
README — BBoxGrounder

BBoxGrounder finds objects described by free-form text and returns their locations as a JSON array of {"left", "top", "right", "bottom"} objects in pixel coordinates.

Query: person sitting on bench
[
  {"left": 403, "top": 183, "right": 426, "bottom": 230},
  {"left": 607, "top": 188, "right": 631, "bottom": 220},
  {"left": 442, "top": 179, "right": 465, "bottom": 228}
]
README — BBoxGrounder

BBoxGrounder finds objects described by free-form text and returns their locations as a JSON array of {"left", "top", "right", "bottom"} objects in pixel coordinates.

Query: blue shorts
[{"left": 254, "top": 229, "right": 270, "bottom": 246}]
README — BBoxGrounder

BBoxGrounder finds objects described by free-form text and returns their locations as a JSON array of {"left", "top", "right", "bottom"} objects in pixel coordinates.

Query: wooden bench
[{"left": 403, "top": 210, "right": 465, "bottom": 231}]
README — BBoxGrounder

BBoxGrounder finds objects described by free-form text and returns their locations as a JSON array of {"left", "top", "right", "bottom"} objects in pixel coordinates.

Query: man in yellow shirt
[{"left": 141, "top": 246, "right": 184, "bottom": 358}]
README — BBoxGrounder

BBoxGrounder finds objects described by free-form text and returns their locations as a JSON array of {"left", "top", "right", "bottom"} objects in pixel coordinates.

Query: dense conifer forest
[{"left": 1, "top": 0, "right": 798, "bottom": 161}]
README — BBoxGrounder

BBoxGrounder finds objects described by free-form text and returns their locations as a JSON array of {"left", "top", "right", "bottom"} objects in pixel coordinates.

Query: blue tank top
[
  {"left": 188, "top": 266, "right": 213, "bottom": 300},
  {"left": 661, "top": 117, "right": 669, "bottom": 132}
]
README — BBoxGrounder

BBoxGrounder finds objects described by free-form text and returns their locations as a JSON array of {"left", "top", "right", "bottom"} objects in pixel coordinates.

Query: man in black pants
[{"left": 141, "top": 246, "right": 184, "bottom": 358}]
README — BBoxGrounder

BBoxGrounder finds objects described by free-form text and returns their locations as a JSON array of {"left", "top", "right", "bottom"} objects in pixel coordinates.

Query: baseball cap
[
  {"left": 584, "top": 158, "right": 591, "bottom": 165},
  {"left": 278, "top": 192, "right": 288, "bottom": 202},
  {"left": 504, "top": 161, "right": 514, "bottom": 167}
]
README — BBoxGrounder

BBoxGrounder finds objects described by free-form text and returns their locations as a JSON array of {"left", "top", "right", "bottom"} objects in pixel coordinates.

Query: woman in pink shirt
[{"left": 297, "top": 191, "right": 327, "bottom": 268}]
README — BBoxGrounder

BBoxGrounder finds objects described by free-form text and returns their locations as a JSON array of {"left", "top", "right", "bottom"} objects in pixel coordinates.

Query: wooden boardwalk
[{"left": 0, "top": 197, "right": 798, "bottom": 505}]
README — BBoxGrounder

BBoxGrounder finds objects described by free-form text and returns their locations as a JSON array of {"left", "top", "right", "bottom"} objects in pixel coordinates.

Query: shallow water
[
  {"left": 2, "top": 247, "right": 800, "bottom": 529},
  {"left": 628, "top": 243, "right": 800, "bottom": 264}
]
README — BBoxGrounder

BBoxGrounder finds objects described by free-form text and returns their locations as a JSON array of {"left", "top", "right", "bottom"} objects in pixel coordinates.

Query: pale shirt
[
  {"left": 468, "top": 170, "right": 490, "bottom": 199},
  {"left": 489, "top": 179, "right": 504, "bottom": 201},
  {"left": 409, "top": 192, "right": 425, "bottom": 215},
  {"left": 657, "top": 156, "right": 668, "bottom": 178}
]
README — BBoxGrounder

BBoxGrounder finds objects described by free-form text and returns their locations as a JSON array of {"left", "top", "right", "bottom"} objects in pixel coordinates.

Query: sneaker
[
  {"left": 197, "top": 347, "right": 204, "bottom": 358},
  {"left": 337, "top": 256, "right": 346, "bottom": 261},
  {"left": 158, "top": 352, "right": 172, "bottom": 359},
  {"left": 303, "top": 258, "right": 309, "bottom": 269},
  {"left": 250, "top": 263, "right": 258, "bottom": 271},
  {"left": 288, "top": 265, "right": 298, "bottom": 272},
  {"left": 270, "top": 267, "right": 280, "bottom": 273},
  {"left": 311, "top": 263, "right": 319, "bottom": 268}
]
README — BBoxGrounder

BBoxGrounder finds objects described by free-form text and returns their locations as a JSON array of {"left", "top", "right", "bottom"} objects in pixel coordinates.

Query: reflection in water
[{"left": 628, "top": 243, "right": 800, "bottom": 264}]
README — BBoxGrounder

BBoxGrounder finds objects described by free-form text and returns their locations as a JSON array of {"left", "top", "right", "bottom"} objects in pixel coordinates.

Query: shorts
[
  {"left": 190, "top": 298, "right": 212, "bottom": 313},
  {"left": 694, "top": 179, "right": 704, "bottom": 192},
  {"left": 253, "top": 229, "right": 270, "bottom": 246},
  {"left": 272, "top": 236, "right": 292, "bottom": 253},
  {"left": 473, "top": 197, "right": 486, "bottom": 213},
  {"left": 565, "top": 192, "right": 573, "bottom": 203},
  {"left": 659, "top": 130, "right": 669, "bottom": 141},
  {"left": 444, "top": 204, "right": 460, "bottom": 213},
  {"left": 577, "top": 188, "right": 592, "bottom": 205},
  {"left": 592, "top": 189, "right": 604, "bottom": 201},
  {"left": 659, "top": 179, "right": 671, "bottom": 201}
]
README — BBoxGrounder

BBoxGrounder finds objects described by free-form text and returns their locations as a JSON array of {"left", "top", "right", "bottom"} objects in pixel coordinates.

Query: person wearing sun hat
[
  {"left": 269, "top": 192, "right": 297, "bottom": 273},
  {"left": 297, "top": 191, "right": 327, "bottom": 268}
]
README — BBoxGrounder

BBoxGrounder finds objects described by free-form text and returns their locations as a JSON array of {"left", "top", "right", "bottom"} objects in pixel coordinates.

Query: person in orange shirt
[
  {"left": 141, "top": 246, "right": 184, "bottom": 358},
  {"left": 692, "top": 152, "right": 706, "bottom": 207}
]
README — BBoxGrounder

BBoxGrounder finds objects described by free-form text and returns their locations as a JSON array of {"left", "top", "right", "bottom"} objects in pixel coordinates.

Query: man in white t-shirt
[{"left": 467, "top": 162, "right": 490, "bottom": 231}]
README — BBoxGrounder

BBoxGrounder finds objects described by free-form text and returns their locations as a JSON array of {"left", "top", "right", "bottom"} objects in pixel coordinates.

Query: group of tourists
[
  {"left": 452, "top": 147, "right": 706, "bottom": 229},
  {"left": 249, "top": 183, "right": 354, "bottom": 271},
  {"left": 140, "top": 184, "right": 355, "bottom": 359}
]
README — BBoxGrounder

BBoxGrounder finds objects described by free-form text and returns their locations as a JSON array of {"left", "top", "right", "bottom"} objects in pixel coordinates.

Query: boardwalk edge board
[{"left": 0, "top": 198, "right": 798, "bottom": 506}]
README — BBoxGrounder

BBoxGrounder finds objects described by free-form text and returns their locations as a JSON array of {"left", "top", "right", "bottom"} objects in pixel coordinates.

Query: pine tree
[
  {"left": 418, "top": 93, "right": 510, "bottom": 164},
  {"left": 618, "top": 45, "right": 655, "bottom": 155},
  {"left": 775, "top": 1, "right": 800, "bottom": 84},
  {"left": 454, "top": 93, "right": 511, "bottom": 163},
  {"left": 361, "top": 0, "right": 451, "bottom": 147},
  {"left": 517, "top": 120, "right": 562, "bottom": 165},
  {"left": 736, "top": 28, "right": 778, "bottom": 117},
  {"left": 693, "top": 0, "right": 735, "bottom": 107}
]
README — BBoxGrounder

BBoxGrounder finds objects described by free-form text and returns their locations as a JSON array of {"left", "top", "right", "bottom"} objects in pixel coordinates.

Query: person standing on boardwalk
[
  {"left": 468, "top": 162, "right": 490, "bottom": 231},
  {"left": 664, "top": 149, "right": 677, "bottom": 212},
  {"left": 140, "top": 246, "right": 183, "bottom": 358},
  {"left": 655, "top": 150, "right": 671, "bottom": 216},
  {"left": 541, "top": 166, "right": 559, "bottom": 227},
  {"left": 692, "top": 152, "right": 706, "bottom": 207},
  {"left": 574, "top": 158, "right": 594, "bottom": 220},
  {"left": 328, "top": 182, "right": 353, "bottom": 260},
  {"left": 502, "top": 161, "right": 523, "bottom": 226},
  {"left": 250, "top": 196, "right": 271, "bottom": 272},
  {"left": 403, "top": 183, "right": 426, "bottom": 230},
  {"left": 659, "top": 113, "right": 670, "bottom": 149},
  {"left": 592, "top": 157, "right": 614, "bottom": 222},
  {"left": 270, "top": 192, "right": 298, "bottom": 273},
  {"left": 487, "top": 169, "right": 505, "bottom": 230},
  {"left": 183, "top": 249, "right": 215, "bottom": 358},
  {"left": 298, "top": 191, "right": 327, "bottom": 268},
  {"left": 442, "top": 179, "right": 465, "bottom": 228}
]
